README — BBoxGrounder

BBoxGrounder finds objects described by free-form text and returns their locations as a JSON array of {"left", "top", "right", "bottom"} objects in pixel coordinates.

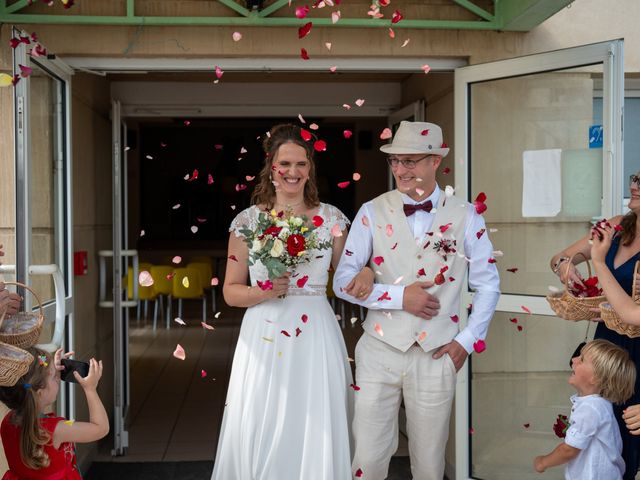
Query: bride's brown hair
[
  {"left": 619, "top": 170, "right": 640, "bottom": 246},
  {"left": 251, "top": 124, "right": 320, "bottom": 210}
]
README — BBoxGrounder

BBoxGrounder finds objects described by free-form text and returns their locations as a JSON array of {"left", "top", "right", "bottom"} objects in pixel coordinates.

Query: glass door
[
  {"left": 454, "top": 40, "right": 624, "bottom": 479},
  {"left": 12, "top": 28, "right": 75, "bottom": 417}
]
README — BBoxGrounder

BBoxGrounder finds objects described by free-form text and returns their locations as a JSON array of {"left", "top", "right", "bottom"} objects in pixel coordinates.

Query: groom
[{"left": 334, "top": 121, "right": 500, "bottom": 480}]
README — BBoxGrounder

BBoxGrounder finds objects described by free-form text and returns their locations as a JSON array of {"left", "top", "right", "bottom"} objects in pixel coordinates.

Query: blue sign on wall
[{"left": 589, "top": 125, "right": 603, "bottom": 148}]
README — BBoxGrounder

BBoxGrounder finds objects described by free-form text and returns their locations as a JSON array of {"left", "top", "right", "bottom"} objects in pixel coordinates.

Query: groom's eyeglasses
[
  {"left": 386, "top": 154, "right": 433, "bottom": 169},
  {"left": 631, "top": 174, "right": 640, "bottom": 187}
]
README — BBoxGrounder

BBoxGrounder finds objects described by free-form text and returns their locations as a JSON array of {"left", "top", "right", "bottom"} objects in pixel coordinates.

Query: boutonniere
[{"left": 433, "top": 237, "right": 457, "bottom": 261}]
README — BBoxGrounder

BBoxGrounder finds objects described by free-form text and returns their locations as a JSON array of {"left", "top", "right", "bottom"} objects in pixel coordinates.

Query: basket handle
[
  {"left": 634, "top": 261, "right": 640, "bottom": 303},
  {"left": 1, "top": 281, "right": 44, "bottom": 318},
  {"left": 562, "top": 252, "right": 593, "bottom": 292}
]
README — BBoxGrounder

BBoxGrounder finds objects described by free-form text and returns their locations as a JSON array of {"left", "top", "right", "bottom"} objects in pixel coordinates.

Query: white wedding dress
[{"left": 212, "top": 203, "right": 353, "bottom": 480}]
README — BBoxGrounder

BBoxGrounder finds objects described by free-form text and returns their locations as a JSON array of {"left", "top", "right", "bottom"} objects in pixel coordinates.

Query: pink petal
[
  {"left": 214, "top": 65, "right": 224, "bottom": 79},
  {"left": 373, "top": 256, "right": 384, "bottom": 266},
  {"left": 330, "top": 224, "right": 343, "bottom": 237},
  {"left": 374, "top": 323, "right": 384, "bottom": 337},
  {"left": 385, "top": 224, "right": 393, "bottom": 237},
  {"left": 401, "top": 39, "right": 410, "bottom": 47},
  {"left": 325, "top": 42, "right": 332, "bottom": 50},
  {"left": 342, "top": 104, "right": 351, "bottom": 110},
  {"left": 201, "top": 322, "right": 215, "bottom": 330},
  {"left": 361, "top": 215, "right": 370, "bottom": 227},
  {"left": 172, "top": 256, "right": 182, "bottom": 264},
  {"left": 355, "top": 469, "right": 364, "bottom": 478},
  {"left": 232, "top": 32, "right": 242, "bottom": 41},
  {"left": 521, "top": 305, "right": 532, "bottom": 314},
  {"left": 138, "top": 271, "right": 154, "bottom": 287},
  {"left": 380, "top": 128, "right": 392, "bottom": 140},
  {"left": 173, "top": 344, "right": 186, "bottom": 360},
  {"left": 331, "top": 11, "right": 341, "bottom": 23},
  {"left": 235, "top": 184, "right": 247, "bottom": 192},
  {"left": 18, "top": 64, "right": 32, "bottom": 78},
  {"left": 421, "top": 64, "right": 431, "bottom": 74},
  {"left": 417, "top": 331, "right": 427, "bottom": 342},
  {"left": 309, "top": 123, "right": 319, "bottom": 130},
  {"left": 295, "top": 5, "right": 310, "bottom": 18},
  {"left": 352, "top": 172, "right": 361, "bottom": 181},
  {"left": 415, "top": 188, "right": 425, "bottom": 196},
  {"left": 211, "top": 277, "right": 219, "bottom": 286},
  {"left": 355, "top": 99, "right": 365, "bottom": 107},
  {"left": 184, "top": 120, "right": 191, "bottom": 126},
  {"left": 388, "top": 28, "right": 395, "bottom": 38},
  {"left": 201, "top": 369, "right": 208, "bottom": 378},
  {"left": 295, "top": 327, "right": 302, "bottom": 337},
  {"left": 329, "top": 66, "right": 338, "bottom": 73},
  {"left": 343, "top": 130, "right": 353, "bottom": 139},
  {"left": 281, "top": 330, "right": 291, "bottom": 337},
  {"left": 298, "top": 113, "right": 306, "bottom": 123},
  {"left": 190, "top": 226, "right": 199, "bottom": 234},
  {"left": 350, "top": 383, "right": 361, "bottom": 391},
  {"left": 473, "top": 340, "right": 486, "bottom": 353},
  {"left": 337, "top": 181, "right": 350, "bottom": 188}
]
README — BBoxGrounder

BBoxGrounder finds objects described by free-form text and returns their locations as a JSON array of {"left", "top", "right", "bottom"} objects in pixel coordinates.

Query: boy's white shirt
[{"left": 564, "top": 394, "right": 624, "bottom": 480}]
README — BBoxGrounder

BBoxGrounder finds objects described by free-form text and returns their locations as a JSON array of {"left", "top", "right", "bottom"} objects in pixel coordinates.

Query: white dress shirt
[{"left": 333, "top": 186, "right": 500, "bottom": 353}]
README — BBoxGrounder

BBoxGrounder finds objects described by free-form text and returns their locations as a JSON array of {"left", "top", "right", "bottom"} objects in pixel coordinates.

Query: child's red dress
[{"left": 1, "top": 411, "right": 81, "bottom": 479}]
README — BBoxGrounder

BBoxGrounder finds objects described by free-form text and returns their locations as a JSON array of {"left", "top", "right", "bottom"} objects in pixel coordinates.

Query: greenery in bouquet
[{"left": 239, "top": 208, "right": 332, "bottom": 285}]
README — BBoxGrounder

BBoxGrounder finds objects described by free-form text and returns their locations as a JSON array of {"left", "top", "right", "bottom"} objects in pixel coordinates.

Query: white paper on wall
[{"left": 522, "top": 149, "right": 562, "bottom": 217}]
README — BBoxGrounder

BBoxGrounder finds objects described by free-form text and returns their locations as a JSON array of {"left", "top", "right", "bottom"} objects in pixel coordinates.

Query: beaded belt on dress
[{"left": 286, "top": 284, "right": 326, "bottom": 296}]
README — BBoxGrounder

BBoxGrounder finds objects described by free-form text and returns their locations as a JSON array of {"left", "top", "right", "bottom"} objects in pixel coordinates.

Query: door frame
[{"left": 453, "top": 39, "right": 624, "bottom": 479}]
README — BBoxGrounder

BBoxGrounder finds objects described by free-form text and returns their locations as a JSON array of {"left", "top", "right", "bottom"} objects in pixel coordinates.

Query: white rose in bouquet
[
  {"left": 270, "top": 238, "right": 285, "bottom": 257},
  {"left": 290, "top": 216, "right": 304, "bottom": 227},
  {"left": 251, "top": 238, "right": 264, "bottom": 253},
  {"left": 277, "top": 227, "right": 291, "bottom": 240}
]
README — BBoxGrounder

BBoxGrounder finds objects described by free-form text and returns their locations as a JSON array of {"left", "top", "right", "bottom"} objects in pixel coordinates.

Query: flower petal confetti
[
  {"left": 314, "top": 140, "right": 327, "bottom": 152},
  {"left": 298, "top": 22, "right": 313, "bottom": 39},
  {"left": 300, "top": 48, "right": 310, "bottom": 60},
  {"left": 521, "top": 305, "right": 532, "bottom": 314},
  {"left": 373, "top": 256, "right": 384, "bottom": 266},
  {"left": 182, "top": 276, "right": 190, "bottom": 288},
  {"left": 172, "top": 255, "right": 182, "bottom": 264},
  {"left": 473, "top": 340, "right": 486, "bottom": 353},
  {"left": 312, "top": 215, "right": 324, "bottom": 227},
  {"left": 337, "top": 181, "right": 350, "bottom": 188},
  {"left": 138, "top": 271, "right": 154, "bottom": 287},
  {"left": 380, "top": 128, "right": 392, "bottom": 140},
  {"left": 450, "top": 315, "right": 459, "bottom": 323},
  {"left": 474, "top": 192, "right": 487, "bottom": 214},
  {"left": 201, "top": 322, "right": 215, "bottom": 330},
  {"left": 173, "top": 344, "right": 186, "bottom": 360},
  {"left": 355, "top": 468, "right": 364, "bottom": 478},
  {"left": 296, "top": 275, "right": 309, "bottom": 288},
  {"left": 191, "top": 226, "right": 199, "bottom": 234},
  {"left": 343, "top": 130, "right": 353, "bottom": 139},
  {"left": 386, "top": 224, "right": 394, "bottom": 237},
  {"left": 421, "top": 64, "right": 431, "bottom": 74},
  {"left": 295, "top": 5, "right": 310, "bottom": 18},
  {"left": 301, "top": 314, "right": 308, "bottom": 323},
  {"left": 331, "top": 224, "right": 343, "bottom": 237},
  {"left": 417, "top": 331, "right": 427, "bottom": 342},
  {"left": 391, "top": 9, "right": 403, "bottom": 23},
  {"left": 300, "top": 128, "right": 312, "bottom": 141},
  {"left": 353, "top": 172, "right": 361, "bottom": 181},
  {"left": 331, "top": 11, "right": 341, "bottom": 23},
  {"left": 232, "top": 31, "right": 242, "bottom": 41},
  {"left": 201, "top": 369, "right": 208, "bottom": 378},
  {"left": 374, "top": 323, "right": 384, "bottom": 336},
  {"left": 174, "top": 317, "right": 186, "bottom": 326},
  {"left": 355, "top": 99, "right": 365, "bottom": 107}
]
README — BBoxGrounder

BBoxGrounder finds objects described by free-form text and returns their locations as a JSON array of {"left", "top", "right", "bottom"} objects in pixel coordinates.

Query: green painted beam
[
  {"left": 216, "top": 0, "right": 251, "bottom": 18},
  {"left": 0, "top": 12, "right": 499, "bottom": 29},
  {"left": 497, "top": 0, "right": 573, "bottom": 31},
  {"left": 258, "top": 0, "right": 291, "bottom": 18},
  {"left": 126, "top": 0, "right": 134, "bottom": 18},
  {"left": 5, "top": 0, "right": 31, "bottom": 14},
  {"left": 453, "top": 0, "right": 494, "bottom": 22}
]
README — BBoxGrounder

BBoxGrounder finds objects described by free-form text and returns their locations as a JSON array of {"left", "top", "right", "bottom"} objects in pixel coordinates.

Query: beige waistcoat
[{"left": 363, "top": 189, "right": 469, "bottom": 352}]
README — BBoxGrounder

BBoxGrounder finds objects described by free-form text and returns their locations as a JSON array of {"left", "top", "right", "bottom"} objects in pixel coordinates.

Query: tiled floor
[{"left": 92, "top": 300, "right": 408, "bottom": 466}]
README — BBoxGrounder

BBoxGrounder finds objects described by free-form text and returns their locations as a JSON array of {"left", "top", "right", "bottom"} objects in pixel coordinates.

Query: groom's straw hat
[{"left": 380, "top": 121, "right": 450, "bottom": 157}]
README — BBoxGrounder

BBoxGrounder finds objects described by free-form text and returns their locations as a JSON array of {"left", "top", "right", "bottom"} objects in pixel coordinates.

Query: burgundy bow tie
[{"left": 403, "top": 200, "right": 433, "bottom": 216}]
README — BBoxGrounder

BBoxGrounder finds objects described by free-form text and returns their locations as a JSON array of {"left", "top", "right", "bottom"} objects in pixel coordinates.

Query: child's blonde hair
[
  {"left": 0, "top": 347, "right": 53, "bottom": 469},
  {"left": 582, "top": 339, "right": 636, "bottom": 404}
]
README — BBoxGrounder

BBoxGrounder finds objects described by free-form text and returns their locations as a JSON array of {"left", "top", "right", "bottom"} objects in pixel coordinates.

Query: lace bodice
[{"left": 230, "top": 203, "right": 349, "bottom": 293}]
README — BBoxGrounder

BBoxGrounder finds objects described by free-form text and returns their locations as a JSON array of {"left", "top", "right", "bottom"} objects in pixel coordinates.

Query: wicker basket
[
  {"left": 600, "top": 261, "right": 640, "bottom": 337},
  {"left": 546, "top": 252, "right": 606, "bottom": 321},
  {"left": 0, "top": 342, "right": 34, "bottom": 387},
  {"left": 0, "top": 282, "right": 44, "bottom": 349}
]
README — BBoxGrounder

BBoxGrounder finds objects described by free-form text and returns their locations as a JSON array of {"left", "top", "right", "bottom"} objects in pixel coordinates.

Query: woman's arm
[
  {"left": 222, "top": 233, "right": 289, "bottom": 307},
  {"left": 591, "top": 223, "right": 640, "bottom": 325},
  {"left": 330, "top": 228, "right": 374, "bottom": 300}
]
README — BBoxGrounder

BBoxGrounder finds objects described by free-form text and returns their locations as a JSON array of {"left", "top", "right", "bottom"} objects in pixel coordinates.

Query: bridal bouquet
[{"left": 239, "top": 208, "right": 332, "bottom": 287}]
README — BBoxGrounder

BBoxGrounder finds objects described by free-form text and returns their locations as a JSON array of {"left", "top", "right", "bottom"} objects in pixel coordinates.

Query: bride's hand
[
  {"left": 344, "top": 266, "right": 375, "bottom": 300},
  {"left": 264, "top": 274, "right": 290, "bottom": 299}
]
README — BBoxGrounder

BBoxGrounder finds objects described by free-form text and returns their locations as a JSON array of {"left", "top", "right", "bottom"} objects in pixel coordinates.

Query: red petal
[
  {"left": 373, "top": 256, "right": 384, "bottom": 265},
  {"left": 300, "top": 48, "right": 310, "bottom": 60},
  {"left": 507, "top": 267, "right": 518, "bottom": 273},
  {"left": 355, "top": 468, "right": 364, "bottom": 478},
  {"left": 509, "top": 318, "right": 518, "bottom": 323},
  {"left": 295, "top": 327, "right": 302, "bottom": 337},
  {"left": 523, "top": 423, "right": 530, "bottom": 428},
  {"left": 474, "top": 202, "right": 487, "bottom": 215},
  {"left": 521, "top": 305, "right": 532, "bottom": 314},
  {"left": 450, "top": 315, "right": 459, "bottom": 323},
  {"left": 281, "top": 330, "right": 291, "bottom": 337},
  {"left": 417, "top": 268, "right": 426, "bottom": 276},
  {"left": 343, "top": 130, "right": 353, "bottom": 139},
  {"left": 391, "top": 242, "right": 398, "bottom": 250},
  {"left": 473, "top": 340, "right": 486, "bottom": 353},
  {"left": 476, "top": 228, "right": 486, "bottom": 239},
  {"left": 298, "top": 22, "right": 313, "bottom": 39},
  {"left": 295, "top": 5, "right": 310, "bottom": 18},
  {"left": 228, "top": 255, "right": 238, "bottom": 262},
  {"left": 439, "top": 223, "right": 452, "bottom": 233},
  {"left": 391, "top": 9, "right": 403, "bottom": 23},
  {"left": 421, "top": 129, "right": 429, "bottom": 136},
  {"left": 350, "top": 383, "right": 361, "bottom": 391},
  {"left": 296, "top": 275, "right": 309, "bottom": 288},
  {"left": 313, "top": 139, "right": 326, "bottom": 151},
  {"left": 301, "top": 314, "right": 308, "bottom": 323},
  {"left": 488, "top": 258, "right": 496, "bottom": 264},
  {"left": 475, "top": 192, "right": 487, "bottom": 203},
  {"left": 312, "top": 215, "right": 324, "bottom": 227},
  {"left": 300, "top": 128, "right": 312, "bottom": 141},
  {"left": 434, "top": 273, "right": 445, "bottom": 285},
  {"left": 517, "top": 325, "right": 523, "bottom": 331},
  {"left": 337, "top": 181, "right": 351, "bottom": 188},
  {"left": 442, "top": 167, "right": 451, "bottom": 174}
]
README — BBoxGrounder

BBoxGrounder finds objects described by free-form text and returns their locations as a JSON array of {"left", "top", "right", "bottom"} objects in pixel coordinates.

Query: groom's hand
[
  {"left": 432, "top": 340, "right": 468, "bottom": 372},
  {"left": 402, "top": 281, "right": 439, "bottom": 320}
]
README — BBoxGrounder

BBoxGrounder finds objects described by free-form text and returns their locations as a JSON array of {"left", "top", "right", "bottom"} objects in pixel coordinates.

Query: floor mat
[{"left": 85, "top": 457, "right": 413, "bottom": 479}]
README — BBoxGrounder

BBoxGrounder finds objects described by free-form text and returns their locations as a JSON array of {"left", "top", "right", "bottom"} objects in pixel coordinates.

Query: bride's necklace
[{"left": 274, "top": 199, "right": 304, "bottom": 211}]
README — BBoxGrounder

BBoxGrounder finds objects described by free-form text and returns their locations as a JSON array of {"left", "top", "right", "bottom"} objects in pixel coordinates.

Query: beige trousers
[{"left": 352, "top": 333, "right": 457, "bottom": 480}]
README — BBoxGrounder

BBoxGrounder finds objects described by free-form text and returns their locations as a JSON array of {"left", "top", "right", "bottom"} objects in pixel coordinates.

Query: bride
[{"left": 212, "top": 124, "right": 372, "bottom": 480}]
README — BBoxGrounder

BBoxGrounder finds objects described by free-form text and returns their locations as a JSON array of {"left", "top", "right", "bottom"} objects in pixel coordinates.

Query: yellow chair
[
  {"left": 172, "top": 267, "right": 207, "bottom": 322},
  {"left": 150, "top": 265, "right": 174, "bottom": 330},
  {"left": 187, "top": 261, "right": 216, "bottom": 313}
]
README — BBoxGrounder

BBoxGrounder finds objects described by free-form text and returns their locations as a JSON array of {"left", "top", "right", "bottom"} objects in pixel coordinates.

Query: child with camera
[
  {"left": 0, "top": 347, "right": 109, "bottom": 479},
  {"left": 534, "top": 339, "right": 636, "bottom": 479}
]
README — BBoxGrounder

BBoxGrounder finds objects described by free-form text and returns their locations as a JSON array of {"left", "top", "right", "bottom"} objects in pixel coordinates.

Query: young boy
[{"left": 534, "top": 339, "right": 636, "bottom": 479}]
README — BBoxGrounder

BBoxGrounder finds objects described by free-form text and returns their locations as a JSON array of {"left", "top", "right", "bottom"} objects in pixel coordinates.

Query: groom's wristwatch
[{"left": 552, "top": 256, "right": 570, "bottom": 275}]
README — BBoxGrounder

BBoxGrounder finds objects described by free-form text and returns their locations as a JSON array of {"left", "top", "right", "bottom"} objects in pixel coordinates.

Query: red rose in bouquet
[
  {"left": 263, "top": 226, "right": 283, "bottom": 237},
  {"left": 553, "top": 414, "right": 569, "bottom": 438},
  {"left": 286, "top": 234, "right": 306, "bottom": 257}
]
